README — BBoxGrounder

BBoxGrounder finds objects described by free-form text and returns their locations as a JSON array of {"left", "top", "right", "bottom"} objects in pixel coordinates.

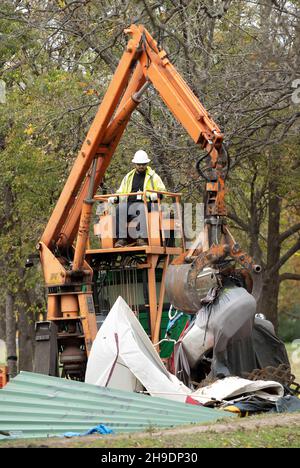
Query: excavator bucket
[{"left": 165, "top": 263, "right": 219, "bottom": 314}]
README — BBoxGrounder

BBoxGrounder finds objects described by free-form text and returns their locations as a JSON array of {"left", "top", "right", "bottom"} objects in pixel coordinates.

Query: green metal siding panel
[{"left": 0, "top": 372, "right": 234, "bottom": 440}]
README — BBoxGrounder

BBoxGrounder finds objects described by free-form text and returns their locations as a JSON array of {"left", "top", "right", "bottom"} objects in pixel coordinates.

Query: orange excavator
[{"left": 31, "top": 24, "right": 261, "bottom": 380}]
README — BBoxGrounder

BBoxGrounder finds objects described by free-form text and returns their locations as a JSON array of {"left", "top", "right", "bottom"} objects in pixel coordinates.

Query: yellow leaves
[
  {"left": 59, "top": 74, "right": 68, "bottom": 81},
  {"left": 57, "top": 0, "right": 66, "bottom": 8},
  {"left": 24, "top": 124, "right": 34, "bottom": 136},
  {"left": 84, "top": 88, "right": 99, "bottom": 96}
]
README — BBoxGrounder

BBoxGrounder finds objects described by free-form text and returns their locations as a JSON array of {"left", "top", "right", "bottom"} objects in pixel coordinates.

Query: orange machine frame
[
  {"left": 36, "top": 24, "right": 261, "bottom": 378},
  {"left": 41, "top": 24, "right": 223, "bottom": 251}
]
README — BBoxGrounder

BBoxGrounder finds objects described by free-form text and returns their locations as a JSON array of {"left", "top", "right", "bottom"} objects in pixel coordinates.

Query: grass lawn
[
  {"left": 0, "top": 414, "right": 299, "bottom": 448},
  {"left": 67, "top": 425, "right": 300, "bottom": 448}
]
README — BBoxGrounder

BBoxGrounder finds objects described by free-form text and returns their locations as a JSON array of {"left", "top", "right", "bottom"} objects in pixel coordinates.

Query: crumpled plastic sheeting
[
  {"left": 272, "top": 395, "right": 300, "bottom": 413},
  {"left": 191, "top": 376, "right": 284, "bottom": 405},
  {"left": 85, "top": 296, "right": 192, "bottom": 402},
  {"left": 63, "top": 424, "right": 114, "bottom": 438},
  {"left": 224, "top": 394, "right": 300, "bottom": 414},
  {"left": 179, "top": 284, "right": 257, "bottom": 380},
  {"left": 253, "top": 317, "right": 290, "bottom": 369}
]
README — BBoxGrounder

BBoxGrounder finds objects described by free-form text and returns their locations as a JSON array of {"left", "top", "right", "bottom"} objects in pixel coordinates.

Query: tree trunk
[
  {"left": 257, "top": 155, "right": 281, "bottom": 330},
  {"left": 249, "top": 190, "right": 264, "bottom": 265},
  {"left": 259, "top": 273, "right": 280, "bottom": 331},
  {"left": 17, "top": 278, "right": 38, "bottom": 372},
  {"left": 18, "top": 305, "right": 35, "bottom": 372},
  {"left": 0, "top": 304, "right": 5, "bottom": 341},
  {"left": 6, "top": 291, "right": 18, "bottom": 377}
]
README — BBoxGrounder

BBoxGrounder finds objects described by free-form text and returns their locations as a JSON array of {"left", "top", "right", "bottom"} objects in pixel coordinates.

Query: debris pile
[
  {"left": 1, "top": 293, "right": 298, "bottom": 441},
  {"left": 85, "top": 297, "right": 300, "bottom": 415}
]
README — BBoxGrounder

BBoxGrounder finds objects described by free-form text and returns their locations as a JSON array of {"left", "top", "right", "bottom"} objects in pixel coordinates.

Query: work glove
[
  {"left": 149, "top": 192, "right": 158, "bottom": 202},
  {"left": 108, "top": 196, "right": 118, "bottom": 204}
]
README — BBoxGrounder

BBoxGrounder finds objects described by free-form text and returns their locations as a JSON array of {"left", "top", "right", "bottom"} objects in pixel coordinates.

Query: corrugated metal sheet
[{"left": 0, "top": 372, "right": 234, "bottom": 439}]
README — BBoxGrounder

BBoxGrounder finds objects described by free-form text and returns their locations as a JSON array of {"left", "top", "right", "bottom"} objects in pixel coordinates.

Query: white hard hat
[{"left": 132, "top": 150, "right": 151, "bottom": 164}]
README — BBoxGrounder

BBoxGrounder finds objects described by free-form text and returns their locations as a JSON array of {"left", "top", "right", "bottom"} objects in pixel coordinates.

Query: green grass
[
  {"left": 79, "top": 426, "right": 300, "bottom": 448},
  {"left": 0, "top": 423, "right": 299, "bottom": 448}
]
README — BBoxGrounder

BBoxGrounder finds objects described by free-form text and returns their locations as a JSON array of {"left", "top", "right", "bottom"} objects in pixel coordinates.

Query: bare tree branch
[
  {"left": 279, "top": 273, "right": 300, "bottom": 282},
  {"left": 270, "top": 238, "right": 300, "bottom": 276},
  {"left": 227, "top": 211, "right": 249, "bottom": 232},
  {"left": 279, "top": 223, "right": 300, "bottom": 245}
]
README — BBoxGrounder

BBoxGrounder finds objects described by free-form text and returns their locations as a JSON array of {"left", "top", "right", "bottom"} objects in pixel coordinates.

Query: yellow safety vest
[{"left": 117, "top": 166, "right": 166, "bottom": 200}]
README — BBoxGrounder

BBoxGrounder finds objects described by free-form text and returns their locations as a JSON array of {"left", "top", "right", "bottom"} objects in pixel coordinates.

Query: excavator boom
[
  {"left": 35, "top": 24, "right": 261, "bottom": 380},
  {"left": 41, "top": 24, "right": 223, "bottom": 251}
]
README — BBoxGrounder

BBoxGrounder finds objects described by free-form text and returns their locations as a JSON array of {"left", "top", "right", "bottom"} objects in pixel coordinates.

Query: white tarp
[
  {"left": 85, "top": 296, "right": 191, "bottom": 402},
  {"left": 191, "top": 376, "right": 284, "bottom": 405}
]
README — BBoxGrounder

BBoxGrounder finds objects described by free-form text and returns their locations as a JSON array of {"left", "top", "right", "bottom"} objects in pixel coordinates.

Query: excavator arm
[
  {"left": 36, "top": 25, "right": 261, "bottom": 378},
  {"left": 41, "top": 24, "right": 225, "bottom": 254}
]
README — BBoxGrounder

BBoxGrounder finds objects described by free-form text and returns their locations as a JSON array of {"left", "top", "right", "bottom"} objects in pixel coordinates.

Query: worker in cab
[{"left": 109, "top": 150, "right": 166, "bottom": 247}]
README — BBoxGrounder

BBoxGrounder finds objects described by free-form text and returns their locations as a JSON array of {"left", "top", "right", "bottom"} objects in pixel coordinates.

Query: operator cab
[
  {"left": 92, "top": 190, "right": 184, "bottom": 254},
  {"left": 82, "top": 190, "right": 186, "bottom": 344}
]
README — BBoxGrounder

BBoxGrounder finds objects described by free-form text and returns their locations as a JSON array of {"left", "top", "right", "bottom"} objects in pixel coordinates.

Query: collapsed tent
[{"left": 85, "top": 296, "right": 192, "bottom": 403}]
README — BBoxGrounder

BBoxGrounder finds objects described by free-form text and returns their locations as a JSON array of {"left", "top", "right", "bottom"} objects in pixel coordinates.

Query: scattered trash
[
  {"left": 223, "top": 394, "right": 300, "bottom": 415},
  {"left": 272, "top": 395, "right": 300, "bottom": 413},
  {"left": 85, "top": 297, "right": 293, "bottom": 414},
  {"left": 223, "top": 398, "right": 275, "bottom": 414},
  {"left": 63, "top": 424, "right": 114, "bottom": 438},
  {"left": 191, "top": 376, "right": 284, "bottom": 406},
  {"left": 0, "top": 294, "right": 296, "bottom": 441}
]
